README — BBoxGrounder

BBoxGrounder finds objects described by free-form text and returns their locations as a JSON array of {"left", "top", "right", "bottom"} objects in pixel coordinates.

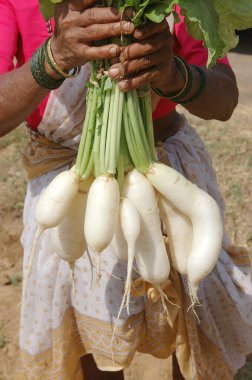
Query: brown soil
[{"left": 0, "top": 52, "right": 251, "bottom": 380}]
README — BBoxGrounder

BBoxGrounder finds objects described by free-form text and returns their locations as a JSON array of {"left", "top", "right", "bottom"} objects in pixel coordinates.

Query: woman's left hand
[{"left": 108, "top": 19, "right": 184, "bottom": 93}]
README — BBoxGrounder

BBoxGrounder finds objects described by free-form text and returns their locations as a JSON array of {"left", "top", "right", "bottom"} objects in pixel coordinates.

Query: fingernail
[
  {"left": 135, "top": 27, "right": 144, "bottom": 38},
  {"left": 123, "top": 21, "right": 133, "bottom": 33},
  {"left": 109, "top": 68, "right": 120, "bottom": 78},
  {"left": 109, "top": 46, "right": 118, "bottom": 56},
  {"left": 119, "top": 80, "right": 129, "bottom": 91}
]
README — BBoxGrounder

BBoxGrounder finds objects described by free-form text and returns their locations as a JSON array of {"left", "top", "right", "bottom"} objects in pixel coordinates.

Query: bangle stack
[
  {"left": 179, "top": 65, "right": 206, "bottom": 105},
  {"left": 30, "top": 42, "right": 64, "bottom": 90},
  {"left": 152, "top": 55, "right": 207, "bottom": 105},
  {"left": 30, "top": 37, "right": 80, "bottom": 90}
]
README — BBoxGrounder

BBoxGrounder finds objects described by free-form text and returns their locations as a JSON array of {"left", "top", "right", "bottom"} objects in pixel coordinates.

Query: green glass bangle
[
  {"left": 179, "top": 65, "right": 207, "bottom": 105},
  {"left": 30, "top": 42, "right": 65, "bottom": 90}
]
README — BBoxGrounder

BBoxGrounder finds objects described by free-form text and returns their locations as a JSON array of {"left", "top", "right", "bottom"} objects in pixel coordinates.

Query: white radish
[
  {"left": 158, "top": 195, "right": 192, "bottom": 275},
  {"left": 122, "top": 169, "right": 170, "bottom": 289},
  {"left": 24, "top": 169, "right": 80, "bottom": 299},
  {"left": 51, "top": 178, "right": 92, "bottom": 292},
  {"left": 110, "top": 223, "right": 128, "bottom": 262},
  {"left": 119, "top": 197, "right": 141, "bottom": 312},
  {"left": 51, "top": 178, "right": 93, "bottom": 280},
  {"left": 147, "top": 162, "right": 223, "bottom": 303},
  {"left": 35, "top": 170, "right": 80, "bottom": 229},
  {"left": 84, "top": 175, "right": 120, "bottom": 278},
  {"left": 111, "top": 197, "right": 141, "bottom": 356}
]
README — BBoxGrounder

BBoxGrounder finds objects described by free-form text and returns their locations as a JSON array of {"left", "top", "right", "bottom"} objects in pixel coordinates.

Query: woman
[{"left": 0, "top": 0, "right": 251, "bottom": 379}]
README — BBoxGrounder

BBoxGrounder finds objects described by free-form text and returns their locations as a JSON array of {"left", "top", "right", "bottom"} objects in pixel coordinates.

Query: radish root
[
  {"left": 69, "top": 262, "right": 76, "bottom": 295},
  {"left": 24, "top": 226, "right": 44, "bottom": 300}
]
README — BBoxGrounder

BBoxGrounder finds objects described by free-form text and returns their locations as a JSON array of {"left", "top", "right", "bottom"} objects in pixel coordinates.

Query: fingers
[
  {"left": 55, "top": 4, "right": 135, "bottom": 39},
  {"left": 117, "top": 68, "right": 160, "bottom": 91},
  {"left": 78, "top": 21, "right": 135, "bottom": 41},
  {"left": 55, "top": 0, "right": 97, "bottom": 15},
  {"left": 108, "top": 48, "right": 172, "bottom": 91},
  {"left": 134, "top": 19, "right": 169, "bottom": 40},
  {"left": 78, "top": 7, "right": 121, "bottom": 26},
  {"left": 121, "top": 32, "right": 168, "bottom": 61},
  {"left": 80, "top": 44, "right": 121, "bottom": 61},
  {"left": 109, "top": 51, "right": 164, "bottom": 78},
  {"left": 67, "top": 0, "right": 97, "bottom": 12}
]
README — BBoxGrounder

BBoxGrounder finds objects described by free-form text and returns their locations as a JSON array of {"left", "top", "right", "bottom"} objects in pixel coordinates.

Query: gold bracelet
[
  {"left": 47, "top": 38, "right": 78, "bottom": 79},
  {"left": 167, "top": 55, "right": 189, "bottom": 100}
]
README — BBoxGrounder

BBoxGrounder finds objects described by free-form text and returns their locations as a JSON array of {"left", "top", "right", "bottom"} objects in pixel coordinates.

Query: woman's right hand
[{"left": 51, "top": 0, "right": 135, "bottom": 73}]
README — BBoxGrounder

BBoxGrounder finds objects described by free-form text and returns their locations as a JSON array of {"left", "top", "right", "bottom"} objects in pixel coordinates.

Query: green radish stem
[
  {"left": 120, "top": 125, "right": 133, "bottom": 173},
  {"left": 93, "top": 118, "right": 102, "bottom": 178},
  {"left": 116, "top": 90, "right": 124, "bottom": 159},
  {"left": 123, "top": 108, "right": 141, "bottom": 170},
  {"left": 75, "top": 87, "right": 93, "bottom": 174},
  {"left": 141, "top": 93, "right": 156, "bottom": 161},
  {"left": 123, "top": 102, "right": 150, "bottom": 173},
  {"left": 105, "top": 81, "right": 116, "bottom": 171},
  {"left": 99, "top": 87, "right": 111, "bottom": 174},
  {"left": 107, "top": 84, "right": 124, "bottom": 174},
  {"left": 131, "top": 90, "right": 152, "bottom": 162},
  {"left": 124, "top": 92, "right": 152, "bottom": 172},
  {"left": 79, "top": 86, "right": 98, "bottom": 177}
]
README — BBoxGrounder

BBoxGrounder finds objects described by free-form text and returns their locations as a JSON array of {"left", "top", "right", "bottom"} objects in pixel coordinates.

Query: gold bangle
[
  {"left": 167, "top": 55, "right": 189, "bottom": 100},
  {"left": 47, "top": 38, "right": 76, "bottom": 79}
]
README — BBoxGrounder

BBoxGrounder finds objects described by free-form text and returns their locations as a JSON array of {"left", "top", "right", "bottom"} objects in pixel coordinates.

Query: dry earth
[{"left": 0, "top": 51, "right": 251, "bottom": 379}]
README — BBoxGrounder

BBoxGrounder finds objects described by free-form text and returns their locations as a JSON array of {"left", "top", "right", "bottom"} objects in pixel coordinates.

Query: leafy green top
[{"left": 39, "top": 0, "right": 252, "bottom": 66}]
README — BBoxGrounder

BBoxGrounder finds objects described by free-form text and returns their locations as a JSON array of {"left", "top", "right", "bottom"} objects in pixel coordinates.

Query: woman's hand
[
  {"left": 51, "top": 0, "right": 135, "bottom": 73},
  {"left": 108, "top": 19, "right": 184, "bottom": 93}
]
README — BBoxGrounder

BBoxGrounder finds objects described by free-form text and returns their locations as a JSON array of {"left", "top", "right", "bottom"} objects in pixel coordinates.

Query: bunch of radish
[
  {"left": 30, "top": 0, "right": 224, "bottom": 319},
  {"left": 26, "top": 116, "right": 223, "bottom": 311}
]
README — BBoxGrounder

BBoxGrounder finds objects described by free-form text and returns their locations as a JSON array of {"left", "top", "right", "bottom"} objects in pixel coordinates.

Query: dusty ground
[{"left": 0, "top": 51, "right": 251, "bottom": 380}]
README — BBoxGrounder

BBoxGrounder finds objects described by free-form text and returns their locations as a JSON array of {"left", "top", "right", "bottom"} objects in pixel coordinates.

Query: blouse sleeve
[
  {"left": 173, "top": 5, "right": 229, "bottom": 67},
  {"left": 0, "top": 0, "right": 18, "bottom": 73}
]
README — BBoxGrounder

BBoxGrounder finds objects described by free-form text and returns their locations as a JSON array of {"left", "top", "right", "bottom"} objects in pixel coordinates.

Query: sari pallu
[{"left": 16, "top": 64, "right": 252, "bottom": 380}]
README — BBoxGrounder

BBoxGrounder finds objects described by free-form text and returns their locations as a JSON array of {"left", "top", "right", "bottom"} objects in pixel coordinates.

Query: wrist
[
  {"left": 50, "top": 37, "right": 73, "bottom": 74},
  {"left": 152, "top": 56, "right": 194, "bottom": 102},
  {"left": 158, "top": 57, "right": 185, "bottom": 94},
  {"left": 152, "top": 57, "right": 207, "bottom": 105},
  {"left": 45, "top": 38, "right": 81, "bottom": 80}
]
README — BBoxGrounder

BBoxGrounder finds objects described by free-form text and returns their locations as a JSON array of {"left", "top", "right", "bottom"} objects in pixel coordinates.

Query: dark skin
[
  {"left": 0, "top": 0, "right": 238, "bottom": 378},
  {"left": 81, "top": 355, "right": 125, "bottom": 380}
]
